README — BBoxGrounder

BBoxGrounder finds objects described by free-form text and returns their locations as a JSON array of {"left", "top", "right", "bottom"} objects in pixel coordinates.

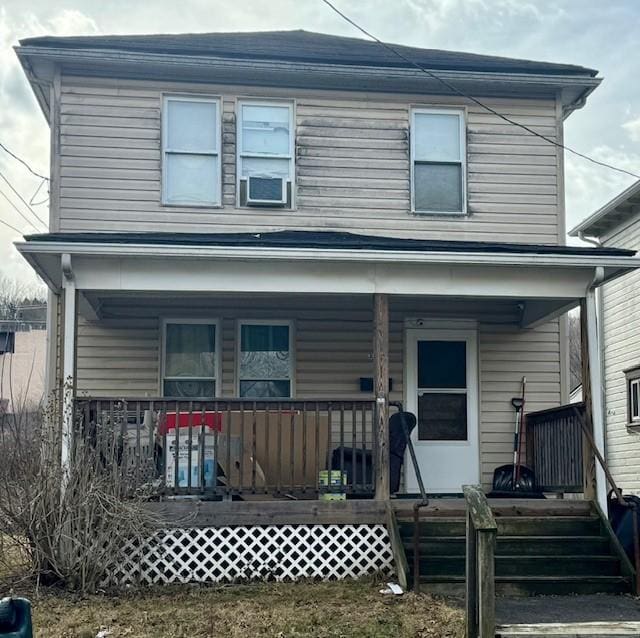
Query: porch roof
[
  {"left": 22, "top": 230, "right": 635, "bottom": 258},
  {"left": 15, "top": 230, "right": 640, "bottom": 328}
]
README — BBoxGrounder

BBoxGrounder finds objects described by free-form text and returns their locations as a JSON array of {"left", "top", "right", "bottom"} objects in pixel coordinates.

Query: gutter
[{"left": 13, "top": 240, "right": 640, "bottom": 270}]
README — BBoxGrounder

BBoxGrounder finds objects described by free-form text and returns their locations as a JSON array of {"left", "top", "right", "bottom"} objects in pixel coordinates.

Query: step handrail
[
  {"left": 572, "top": 406, "right": 640, "bottom": 594},
  {"left": 463, "top": 485, "right": 497, "bottom": 638},
  {"left": 390, "top": 401, "right": 429, "bottom": 592}
]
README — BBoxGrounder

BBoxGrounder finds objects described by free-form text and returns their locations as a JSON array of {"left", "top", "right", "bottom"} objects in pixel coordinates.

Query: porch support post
[
  {"left": 580, "top": 288, "right": 607, "bottom": 511},
  {"left": 373, "top": 293, "right": 390, "bottom": 501},
  {"left": 61, "top": 254, "right": 77, "bottom": 473}
]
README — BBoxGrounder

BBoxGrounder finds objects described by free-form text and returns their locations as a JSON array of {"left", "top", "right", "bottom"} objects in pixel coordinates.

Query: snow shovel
[{"left": 511, "top": 376, "right": 526, "bottom": 487}]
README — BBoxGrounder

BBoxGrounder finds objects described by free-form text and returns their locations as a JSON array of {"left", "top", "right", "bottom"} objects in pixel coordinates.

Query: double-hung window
[
  {"left": 162, "top": 96, "right": 221, "bottom": 206},
  {"left": 238, "top": 101, "right": 294, "bottom": 207},
  {"left": 411, "top": 108, "right": 466, "bottom": 214},
  {"left": 162, "top": 320, "right": 218, "bottom": 398},
  {"left": 627, "top": 366, "right": 640, "bottom": 425},
  {"left": 238, "top": 321, "right": 293, "bottom": 398}
]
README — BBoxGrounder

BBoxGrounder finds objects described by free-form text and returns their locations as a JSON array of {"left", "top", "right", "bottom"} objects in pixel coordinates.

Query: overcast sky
[{"left": 1, "top": 0, "right": 639, "bottom": 287}]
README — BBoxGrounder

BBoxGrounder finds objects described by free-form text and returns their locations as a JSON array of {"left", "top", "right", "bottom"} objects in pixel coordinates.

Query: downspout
[{"left": 586, "top": 264, "right": 607, "bottom": 511}]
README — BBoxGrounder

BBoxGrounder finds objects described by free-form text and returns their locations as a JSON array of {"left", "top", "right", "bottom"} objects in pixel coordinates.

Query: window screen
[
  {"left": 239, "top": 324, "right": 291, "bottom": 398},
  {"left": 163, "top": 97, "right": 220, "bottom": 206},
  {"left": 412, "top": 110, "right": 465, "bottom": 213},
  {"left": 163, "top": 322, "right": 216, "bottom": 398}
]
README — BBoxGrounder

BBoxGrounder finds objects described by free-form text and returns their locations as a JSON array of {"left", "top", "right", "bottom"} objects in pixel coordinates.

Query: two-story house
[{"left": 13, "top": 30, "right": 640, "bottom": 591}]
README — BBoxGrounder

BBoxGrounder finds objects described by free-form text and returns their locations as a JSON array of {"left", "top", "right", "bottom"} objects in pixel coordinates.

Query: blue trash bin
[{"left": 0, "top": 597, "right": 33, "bottom": 638}]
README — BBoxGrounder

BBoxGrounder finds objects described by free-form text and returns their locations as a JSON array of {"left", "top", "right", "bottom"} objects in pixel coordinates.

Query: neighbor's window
[
  {"left": 239, "top": 322, "right": 292, "bottom": 398},
  {"left": 238, "top": 101, "right": 294, "bottom": 207},
  {"left": 0, "top": 331, "right": 15, "bottom": 355},
  {"left": 411, "top": 108, "right": 466, "bottom": 214},
  {"left": 627, "top": 367, "right": 640, "bottom": 425},
  {"left": 162, "top": 96, "right": 221, "bottom": 206},
  {"left": 163, "top": 321, "right": 218, "bottom": 398}
]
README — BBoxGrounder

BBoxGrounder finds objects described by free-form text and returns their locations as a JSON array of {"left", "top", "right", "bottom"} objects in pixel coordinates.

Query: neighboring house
[
  {"left": 12, "top": 31, "right": 640, "bottom": 590},
  {"left": 570, "top": 179, "right": 640, "bottom": 496},
  {"left": 0, "top": 320, "right": 46, "bottom": 415}
]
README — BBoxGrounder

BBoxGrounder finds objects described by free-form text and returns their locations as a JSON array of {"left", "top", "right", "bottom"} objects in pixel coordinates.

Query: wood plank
[
  {"left": 385, "top": 502, "right": 408, "bottom": 590},
  {"left": 144, "top": 499, "right": 387, "bottom": 527},
  {"left": 496, "top": 621, "right": 640, "bottom": 636}
]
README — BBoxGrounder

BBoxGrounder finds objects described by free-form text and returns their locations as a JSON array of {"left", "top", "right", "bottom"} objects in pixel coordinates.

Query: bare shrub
[{"left": 0, "top": 393, "right": 164, "bottom": 592}]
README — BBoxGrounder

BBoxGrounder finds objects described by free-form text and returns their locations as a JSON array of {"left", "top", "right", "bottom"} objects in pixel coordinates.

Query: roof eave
[
  {"left": 569, "top": 179, "right": 640, "bottom": 238},
  {"left": 16, "top": 44, "right": 601, "bottom": 107}
]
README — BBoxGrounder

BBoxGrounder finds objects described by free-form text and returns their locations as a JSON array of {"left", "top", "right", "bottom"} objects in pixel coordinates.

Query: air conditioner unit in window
[{"left": 246, "top": 175, "right": 286, "bottom": 205}]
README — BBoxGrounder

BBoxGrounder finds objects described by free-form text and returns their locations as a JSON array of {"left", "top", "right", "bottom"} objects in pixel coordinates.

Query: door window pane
[
  {"left": 418, "top": 340, "right": 466, "bottom": 389},
  {"left": 414, "top": 112, "right": 461, "bottom": 161},
  {"left": 241, "top": 104, "right": 290, "bottom": 155},
  {"left": 414, "top": 163, "right": 463, "bottom": 213},
  {"left": 418, "top": 393, "right": 467, "bottom": 441},
  {"left": 165, "top": 154, "right": 218, "bottom": 205},
  {"left": 165, "top": 323, "right": 216, "bottom": 378},
  {"left": 166, "top": 100, "right": 217, "bottom": 152}
]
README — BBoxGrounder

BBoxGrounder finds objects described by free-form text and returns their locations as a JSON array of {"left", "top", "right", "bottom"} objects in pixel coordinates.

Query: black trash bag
[{"left": 492, "top": 463, "right": 537, "bottom": 492}]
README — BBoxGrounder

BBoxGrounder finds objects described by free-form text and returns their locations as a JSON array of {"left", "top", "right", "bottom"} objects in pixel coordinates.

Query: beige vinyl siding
[
  {"left": 59, "top": 76, "right": 560, "bottom": 243},
  {"left": 601, "top": 210, "right": 640, "bottom": 494},
  {"left": 75, "top": 294, "right": 561, "bottom": 488}
]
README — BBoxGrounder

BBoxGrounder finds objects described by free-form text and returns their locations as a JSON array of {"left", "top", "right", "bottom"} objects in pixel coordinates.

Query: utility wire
[
  {"left": 0, "top": 171, "right": 47, "bottom": 228},
  {"left": 0, "top": 215, "right": 24, "bottom": 235},
  {"left": 0, "top": 142, "right": 49, "bottom": 181},
  {"left": 0, "top": 187, "right": 40, "bottom": 233},
  {"left": 321, "top": 0, "right": 640, "bottom": 181}
]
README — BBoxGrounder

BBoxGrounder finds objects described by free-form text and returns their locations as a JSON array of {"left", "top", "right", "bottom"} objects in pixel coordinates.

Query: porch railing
[
  {"left": 73, "top": 397, "right": 377, "bottom": 499},
  {"left": 525, "top": 402, "right": 585, "bottom": 493}
]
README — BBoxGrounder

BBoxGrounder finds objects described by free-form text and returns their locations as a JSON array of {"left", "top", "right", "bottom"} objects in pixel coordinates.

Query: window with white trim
[
  {"left": 629, "top": 376, "right": 640, "bottom": 424},
  {"left": 162, "top": 96, "right": 221, "bottom": 206},
  {"left": 237, "top": 101, "right": 294, "bottom": 207},
  {"left": 162, "top": 320, "right": 218, "bottom": 398},
  {"left": 411, "top": 108, "right": 466, "bottom": 214},
  {"left": 238, "top": 322, "right": 292, "bottom": 398}
]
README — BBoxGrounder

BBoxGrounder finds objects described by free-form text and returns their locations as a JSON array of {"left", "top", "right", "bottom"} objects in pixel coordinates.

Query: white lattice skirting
[{"left": 108, "top": 524, "right": 394, "bottom": 585}]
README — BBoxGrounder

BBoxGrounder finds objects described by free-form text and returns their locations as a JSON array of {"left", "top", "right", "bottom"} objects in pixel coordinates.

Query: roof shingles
[{"left": 19, "top": 29, "right": 597, "bottom": 77}]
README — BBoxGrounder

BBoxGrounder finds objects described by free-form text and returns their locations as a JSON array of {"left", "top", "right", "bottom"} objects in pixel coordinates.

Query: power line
[
  {"left": 0, "top": 187, "right": 40, "bottom": 233},
  {"left": 320, "top": 0, "right": 640, "bottom": 181},
  {"left": 0, "top": 216, "right": 24, "bottom": 235},
  {"left": 0, "top": 142, "right": 49, "bottom": 181},
  {"left": 0, "top": 171, "right": 47, "bottom": 228}
]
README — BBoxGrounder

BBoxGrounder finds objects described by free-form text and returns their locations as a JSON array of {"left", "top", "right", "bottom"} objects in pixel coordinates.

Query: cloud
[{"left": 623, "top": 117, "right": 640, "bottom": 143}]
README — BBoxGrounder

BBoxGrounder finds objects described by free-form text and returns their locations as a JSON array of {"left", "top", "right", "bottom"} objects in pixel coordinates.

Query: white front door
[{"left": 404, "top": 328, "right": 479, "bottom": 494}]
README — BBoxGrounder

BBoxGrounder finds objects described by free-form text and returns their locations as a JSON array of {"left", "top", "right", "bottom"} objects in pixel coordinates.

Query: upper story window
[
  {"left": 411, "top": 108, "right": 466, "bottom": 215},
  {"left": 162, "top": 96, "right": 221, "bottom": 206},
  {"left": 238, "top": 101, "right": 294, "bottom": 208}
]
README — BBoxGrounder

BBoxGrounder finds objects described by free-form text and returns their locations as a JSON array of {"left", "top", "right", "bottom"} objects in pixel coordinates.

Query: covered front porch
[{"left": 16, "top": 231, "right": 640, "bottom": 510}]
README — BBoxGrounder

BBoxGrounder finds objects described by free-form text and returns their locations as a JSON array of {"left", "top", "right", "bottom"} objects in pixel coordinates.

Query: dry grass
[{"left": 25, "top": 580, "right": 464, "bottom": 638}]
